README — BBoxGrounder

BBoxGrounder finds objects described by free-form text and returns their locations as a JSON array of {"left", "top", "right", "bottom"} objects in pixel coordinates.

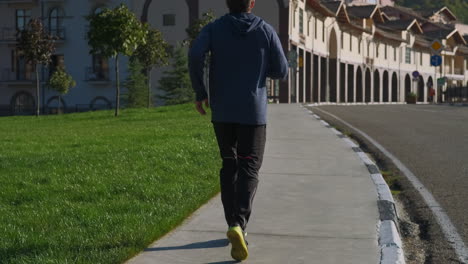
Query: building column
[
  {"left": 370, "top": 69, "right": 374, "bottom": 103},
  {"left": 310, "top": 53, "right": 314, "bottom": 103},
  {"left": 326, "top": 57, "right": 330, "bottom": 102},
  {"left": 379, "top": 71, "right": 384, "bottom": 103},
  {"left": 336, "top": 59, "right": 341, "bottom": 103},
  {"left": 353, "top": 65, "right": 358, "bottom": 103},
  {"left": 387, "top": 72, "right": 392, "bottom": 104},
  {"left": 303, "top": 50, "right": 307, "bottom": 103},
  {"left": 318, "top": 56, "right": 322, "bottom": 103},
  {"left": 344, "top": 62, "right": 348, "bottom": 103}
]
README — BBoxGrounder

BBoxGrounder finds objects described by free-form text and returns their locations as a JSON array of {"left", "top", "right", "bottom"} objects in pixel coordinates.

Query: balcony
[
  {"left": 85, "top": 67, "right": 110, "bottom": 84},
  {"left": 0, "top": 28, "right": 19, "bottom": 44},
  {"left": 1, "top": 68, "right": 37, "bottom": 85},
  {"left": 0, "top": 0, "right": 37, "bottom": 3}
]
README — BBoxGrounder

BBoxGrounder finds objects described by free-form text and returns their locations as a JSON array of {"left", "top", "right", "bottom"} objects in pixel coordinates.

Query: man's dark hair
[{"left": 226, "top": 0, "right": 252, "bottom": 13}]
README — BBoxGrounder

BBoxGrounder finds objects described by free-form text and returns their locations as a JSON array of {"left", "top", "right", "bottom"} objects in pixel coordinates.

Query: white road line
[{"left": 312, "top": 106, "right": 468, "bottom": 264}]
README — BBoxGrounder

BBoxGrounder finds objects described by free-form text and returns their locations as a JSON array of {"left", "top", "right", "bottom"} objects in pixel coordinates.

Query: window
[
  {"left": 367, "top": 42, "right": 370, "bottom": 57},
  {"left": 405, "top": 47, "right": 412, "bottom": 64},
  {"left": 341, "top": 32, "right": 344, "bottom": 49},
  {"left": 314, "top": 17, "right": 317, "bottom": 39},
  {"left": 91, "top": 54, "right": 109, "bottom": 80},
  {"left": 299, "top": 8, "right": 303, "bottom": 34},
  {"left": 322, "top": 21, "right": 325, "bottom": 42},
  {"left": 49, "top": 8, "right": 64, "bottom": 38},
  {"left": 163, "top": 14, "right": 176, "bottom": 26},
  {"left": 350, "top": 34, "right": 352, "bottom": 51},
  {"left": 358, "top": 39, "right": 361, "bottom": 54},
  {"left": 394, "top": 47, "right": 397, "bottom": 61},
  {"left": 94, "top": 7, "right": 104, "bottom": 15},
  {"left": 420, "top": 52, "right": 423, "bottom": 66},
  {"left": 49, "top": 54, "right": 64, "bottom": 77},
  {"left": 384, "top": 44, "right": 387, "bottom": 60},
  {"left": 16, "top": 9, "right": 31, "bottom": 31},
  {"left": 376, "top": 44, "right": 379, "bottom": 58}
]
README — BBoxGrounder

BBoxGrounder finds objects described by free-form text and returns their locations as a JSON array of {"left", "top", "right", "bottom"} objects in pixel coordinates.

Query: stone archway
[
  {"left": 347, "top": 64, "right": 354, "bottom": 103},
  {"left": 90, "top": 96, "right": 112, "bottom": 110},
  {"left": 10, "top": 91, "right": 35, "bottom": 115},
  {"left": 365, "top": 68, "right": 371, "bottom": 103},
  {"left": 383, "top": 71, "right": 389, "bottom": 102},
  {"left": 391, "top": 72, "right": 398, "bottom": 102},
  {"left": 328, "top": 27, "right": 338, "bottom": 103},
  {"left": 46, "top": 96, "right": 67, "bottom": 114},
  {"left": 356, "top": 67, "right": 363, "bottom": 103},
  {"left": 374, "top": 70, "right": 380, "bottom": 103},
  {"left": 417, "top": 75, "right": 425, "bottom": 102},
  {"left": 405, "top": 74, "right": 411, "bottom": 101}
]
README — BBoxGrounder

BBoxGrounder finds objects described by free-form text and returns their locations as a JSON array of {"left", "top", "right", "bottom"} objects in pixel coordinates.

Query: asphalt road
[{"left": 313, "top": 104, "right": 468, "bottom": 260}]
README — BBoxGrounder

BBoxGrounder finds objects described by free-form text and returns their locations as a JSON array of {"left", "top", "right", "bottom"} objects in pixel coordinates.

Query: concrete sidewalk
[{"left": 126, "top": 104, "right": 380, "bottom": 264}]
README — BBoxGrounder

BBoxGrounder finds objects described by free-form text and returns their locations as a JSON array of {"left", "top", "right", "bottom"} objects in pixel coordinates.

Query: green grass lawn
[{"left": 0, "top": 104, "right": 220, "bottom": 264}]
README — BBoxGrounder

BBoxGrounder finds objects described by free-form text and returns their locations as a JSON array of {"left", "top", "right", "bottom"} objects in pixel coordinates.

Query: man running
[{"left": 189, "top": 0, "right": 288, "bottom": 261}]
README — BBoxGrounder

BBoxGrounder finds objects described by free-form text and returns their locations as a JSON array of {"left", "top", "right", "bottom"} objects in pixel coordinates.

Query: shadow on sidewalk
[{"left": 143, "top": 239, "right": 229, "bottom": 252}]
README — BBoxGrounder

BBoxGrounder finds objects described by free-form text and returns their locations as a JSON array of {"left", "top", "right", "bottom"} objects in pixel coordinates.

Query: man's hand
[{"left": 195, "top": 99, "right": 209, "bottom": 115}]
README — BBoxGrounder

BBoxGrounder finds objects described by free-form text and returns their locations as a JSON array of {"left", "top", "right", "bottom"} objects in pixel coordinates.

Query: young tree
[
  {"left": 185, "top": 10, "right": 216, "bottom": 47},
  {"left": 158, "top": 45, "right": 194, "bottom": 105},
  {"left": 48, "top": 67, "right": 76, "bottom": 114},
  {"left": 87, "top": 4, "right": 147, "bottom": 116},
  {"left": 17, "top": 18, "right": 56, "bottom": 116},
  {"left": 134, "top": 28, "right": 169, "bottom": 108},
  {"left": 122, "top": 57, "right": 148, "bottom": 108}
]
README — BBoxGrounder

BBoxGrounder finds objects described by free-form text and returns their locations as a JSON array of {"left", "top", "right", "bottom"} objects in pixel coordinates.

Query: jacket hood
[{"left": 224, "top": 13, "right": 264, "bottom": 35}]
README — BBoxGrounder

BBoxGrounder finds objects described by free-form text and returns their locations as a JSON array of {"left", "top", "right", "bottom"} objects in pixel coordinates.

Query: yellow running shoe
[{"left": 226, "top": 226, "right": 249, "bottom": 261}]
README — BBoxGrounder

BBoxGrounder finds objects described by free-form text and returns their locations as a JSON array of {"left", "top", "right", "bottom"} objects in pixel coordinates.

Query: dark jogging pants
[{"left": 213, "top": 122, "right": 266, "bottom": 231}]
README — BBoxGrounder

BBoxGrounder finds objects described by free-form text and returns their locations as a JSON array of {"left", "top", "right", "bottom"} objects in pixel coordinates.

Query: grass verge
[{"left": 0, "top": 104, "right": 220, "bottom": 264}]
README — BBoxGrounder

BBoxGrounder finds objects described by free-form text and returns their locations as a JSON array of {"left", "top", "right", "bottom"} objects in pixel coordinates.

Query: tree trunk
[
  {"left": 35, "top": 66, "right": 40, "bottom": 117},
  {"left": 115, "top": 54, "right": 120, "bottom": 117},
  {"left": 147, "top": 68, "right": 152, "bottom": 108}
]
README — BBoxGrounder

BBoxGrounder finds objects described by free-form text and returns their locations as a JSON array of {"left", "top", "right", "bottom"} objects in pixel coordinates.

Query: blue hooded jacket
[{"left": 189, "top": 13, "right": 288, "bottom": 125}]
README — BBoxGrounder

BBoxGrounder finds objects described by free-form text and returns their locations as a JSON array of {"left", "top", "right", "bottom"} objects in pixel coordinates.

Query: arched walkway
[
  {"left": 374, "top": 70, "right": 380, "bottom": 103},
  {"left": 383, "top": 71, "right": 389, "bottom": 102},
  {"left": 365, "top": 68, "right": 371, "bottom": 103},
  {"left": 347, "top": 64, "right": 355, "bottom": 103},
  {"left": 391, "top": 72, "right": 398, "bottom": 102},
  {"left": 46, "top": 96, "right": 67, "bottom": 114},
  {"left": 356, "top": 67, "right": 363, "bottom": 102},
  {"left": 328, "top": 28, "right": 338, "bottom": 103},
  {"left": 10, "top": 91, "right": 35, "bottom": 115},
  {"left": 427, "top": 76, "right": 433, "bottom": 102},
  {"left": 417, "top": 75, "right": 425, "bottom": 102},
  {"left": 90, "top": 96, "right": 112, "bottom": 110},
  {"left": 404, "top": 74, "right": 411, "bottom": 102}
]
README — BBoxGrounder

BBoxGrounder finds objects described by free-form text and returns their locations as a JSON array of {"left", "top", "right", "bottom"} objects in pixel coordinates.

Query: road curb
[{"left": 301, "top": 105, "right": 406, "bottom": 264}]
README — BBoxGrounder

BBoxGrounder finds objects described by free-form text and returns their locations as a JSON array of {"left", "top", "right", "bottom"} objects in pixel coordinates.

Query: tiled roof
[
  {"left": 423, "top": 28, "right": 455, "bottom": 40},
  {"left": 346, "top": 5, "right": 376, "bottom": 19},
  {"left": 320, "top": 0, "right": 342, "bottom": 15},
  {"left": 377, "top": 19, "right": 415, "bottom": 31}
]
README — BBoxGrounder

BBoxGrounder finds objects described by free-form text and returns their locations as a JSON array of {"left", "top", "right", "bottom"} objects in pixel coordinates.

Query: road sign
[
  {"left": 437, "top": 77, "right": 446, "bottom": 86},
  {"left": 288, "top": 50, "right": 297, "bottom": 68},
  {"left": 430, "top": 39, "right": 444, "bottom": 54},
  {"left": 412, "top": 71, "right": 420, "bottom": 78},
  {"left": 431, "top": 55, "right": 442, "bottom": 67}
]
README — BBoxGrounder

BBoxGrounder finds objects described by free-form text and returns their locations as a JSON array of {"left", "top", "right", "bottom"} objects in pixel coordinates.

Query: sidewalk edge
[{"left": 300, "top": 105, "right": 406, "bottom": 264}]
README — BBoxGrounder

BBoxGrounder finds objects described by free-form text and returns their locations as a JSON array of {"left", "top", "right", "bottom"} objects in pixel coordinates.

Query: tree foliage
[
  {"left": 134, "top": 29, "right": 169, "bottom": 69},
  {"left": 134, "top": 28, "right": 169, "bottom": 108},
  {"left": 158, "top": 45, "right": 194, "bottom": 105},
  {"left": 397, "top": 0, "right": 468, "bottom": 24},
  {"left": 123, "top": 58, "right": 148, "bottom": 108},
  {"left": 49, "top": 67, "right": 76, "bottom": 95},
  {"left": 87, "top": 4, "right": 147, "bottom": 58},
  {"left": 17, "top": 18, "right": 56, "bottom": 116},
  {"left": 87, "top": 4, "right": 147, "bottom": 116},
  {"left": 185, "top": 10, "right": 216, "bottom": 46}
]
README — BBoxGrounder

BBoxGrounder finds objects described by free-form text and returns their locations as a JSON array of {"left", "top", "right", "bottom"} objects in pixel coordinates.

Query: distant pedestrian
[
  {"left": 429, "top": 87, "right": 435, "bottom": 103},
  {"left": 189, "top": 0, "right": 288, "bottom": 261}
]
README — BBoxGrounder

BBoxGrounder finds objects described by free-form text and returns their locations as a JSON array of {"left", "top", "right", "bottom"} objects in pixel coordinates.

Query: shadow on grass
[{"left": 144, "top": 238, "right": 229, "bottom": 252}]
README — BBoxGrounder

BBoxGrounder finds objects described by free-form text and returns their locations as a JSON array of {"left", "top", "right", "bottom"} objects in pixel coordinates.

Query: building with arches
[
  {"left": 286, "top": 0, "right": 468, "bottom": 104},
  {"left": 1, "top": 0, "right": 468, "bottom": 115}
]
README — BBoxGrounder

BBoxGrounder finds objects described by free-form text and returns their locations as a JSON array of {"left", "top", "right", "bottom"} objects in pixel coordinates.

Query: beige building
[{"left": 286, "top": 0, "right": 468, "bottom": 104}]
